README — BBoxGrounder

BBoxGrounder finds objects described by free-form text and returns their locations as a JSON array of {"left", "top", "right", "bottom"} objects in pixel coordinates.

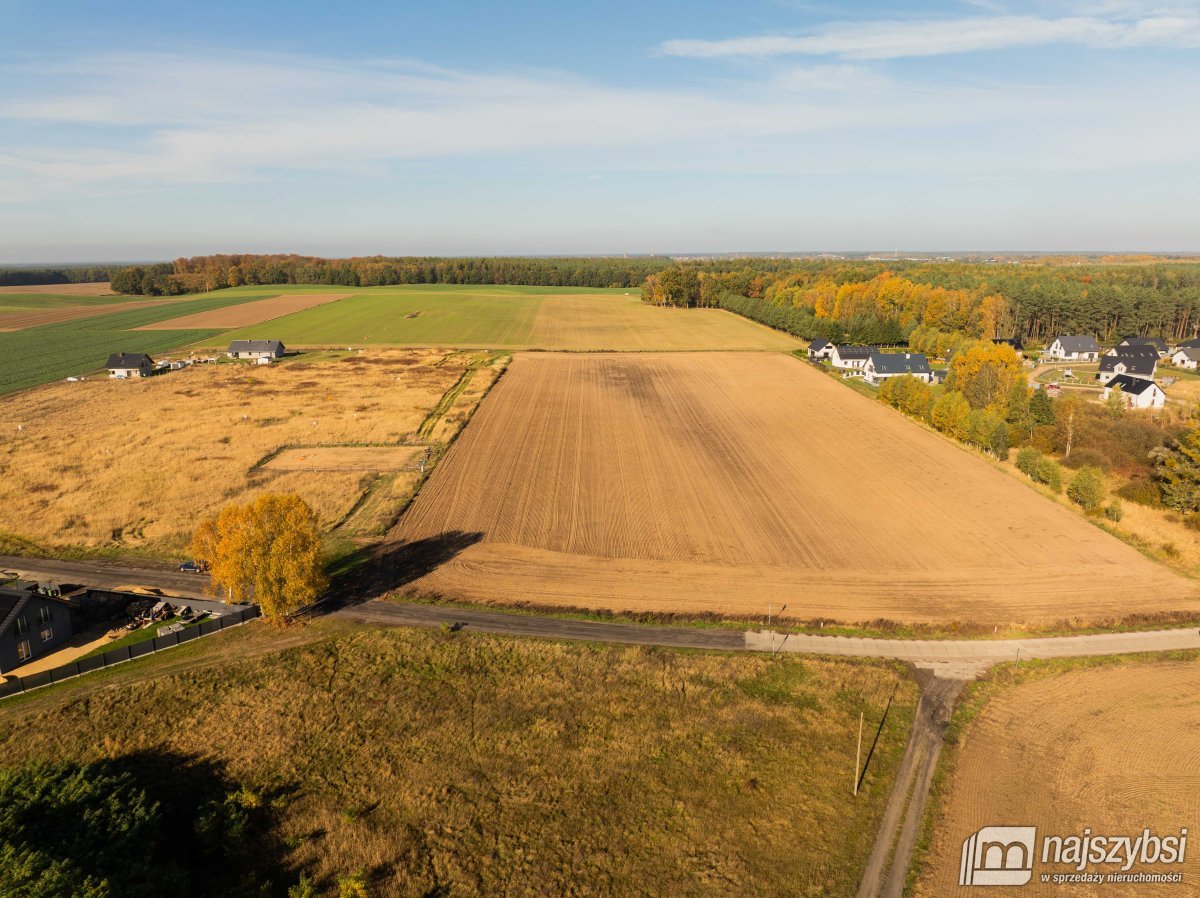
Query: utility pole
[{"left": 854, "top": 711, "right": 864, "bottom": 796}]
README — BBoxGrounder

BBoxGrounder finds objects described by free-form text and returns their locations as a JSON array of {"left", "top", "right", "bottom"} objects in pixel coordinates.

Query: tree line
[
  {"left": 110, "top": 254, "right": 671, "bottom": 295},
  {"left": 0, "top": 265, "right": 115, "bottom": 287},
  {"left": 642, "top": 259, "right": 1200, "bottom": 345}
]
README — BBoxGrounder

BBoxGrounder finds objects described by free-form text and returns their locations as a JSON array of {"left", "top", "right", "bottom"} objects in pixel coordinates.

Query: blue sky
[{"left": 2, "top": 0, "right": 1199, "bottom": 261}]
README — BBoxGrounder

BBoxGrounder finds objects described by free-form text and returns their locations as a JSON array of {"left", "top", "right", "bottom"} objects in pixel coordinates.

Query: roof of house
[
  {"left": 809, "top": 338, "right": 830, "bottom": 352},
  {"left": 1053, "top": 336, "right": 1100, "bottom": 353},
  {"left": 1178, "top": 337, "right": 1200, "bottom": 350},
  {"left": 1120, "top": 337, "right": 1169, "bottom": 352},
  {"left": 1099, "top": 354, "right": 1158, "bottom": 377},
  {"left": 834, "top": 344, "right": 875, "bottom": 360},
  {"left": 105, "top": 352, "right": 152, "bottom": 369},
  {"left": 868, "top": 351, "right": 932, "bottom": 375},
  {"left": 1173, "top": 346, "right": 1200, "bottom": 362},
  {"left": 228, "top": 339, "right": 284, "bottom": 353},
  {"left": 1105, "top": 345, "right": 1159, "bottom": 359},
  {"left": 1106, "top": 374, "right": 1160, "bottom": 395}
]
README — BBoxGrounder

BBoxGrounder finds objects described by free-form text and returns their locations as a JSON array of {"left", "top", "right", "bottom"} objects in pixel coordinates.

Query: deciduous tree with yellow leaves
[{"left": 192, "top": 493, "right": 328, "bottom": 619}]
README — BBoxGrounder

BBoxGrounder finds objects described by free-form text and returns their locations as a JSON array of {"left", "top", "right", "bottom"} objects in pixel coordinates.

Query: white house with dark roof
[
  {"left": 863, "top": 352, "right": 933, "bottom": 386},
  {"left": 807, "top": 338, "right": 835, "bottom": 361},
  {"left": 1043, "top": 336, "right": 1100, "bottom": 361},
  {"left": 1096, "top": 351, "right": 1157, "bottom": 384},
  {"left": 1102, "top": 374, "right": 1166, "bottom": 409},
  {"left": 829, "top": 344, "right": 875, "bottom": 374},
  {"left": 1170, "top": 346, "right": 1200, "bottom": 370},
  {"left": 1117, "top": 337, "right": 1169, "bottom": 357},
  {"left": 105, "top": 352, "right": 154, "bottom": 379},
  {"left": 227, "top": 339, "right": 286, "bottom": 360}
]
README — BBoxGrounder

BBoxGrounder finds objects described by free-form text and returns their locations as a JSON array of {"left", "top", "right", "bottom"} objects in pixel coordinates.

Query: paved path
[
  {"left": 0, "top": 554, "right": 212, "bottom": 600},
  {"left": 340, "top": 600, "right": 1200, "bottom": 666}
]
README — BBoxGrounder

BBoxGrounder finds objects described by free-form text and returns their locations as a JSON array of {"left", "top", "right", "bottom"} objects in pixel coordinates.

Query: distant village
[{"left": 806, "top": 333, "right": 1198, "bottom": 409}]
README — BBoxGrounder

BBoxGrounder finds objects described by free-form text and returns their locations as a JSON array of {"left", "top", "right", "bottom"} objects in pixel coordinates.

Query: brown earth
[
  {"left": 0, "top": 282, "right": 112, "bottom": 295},
  {"left": 389, "top": 352, "right": 1198, "bottom": 625},
  {"left": 136, "top": 292, "right": 352, "bottom": 330},
  {"left": 915, "top": 659, "right": 1200, "bottom": 896},
  {"left": 0, "top": 299, "right": 174, "bottom": 331}
]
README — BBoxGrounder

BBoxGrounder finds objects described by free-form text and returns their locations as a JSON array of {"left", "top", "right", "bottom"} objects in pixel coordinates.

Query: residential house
[
  {"left": 0, "top": 582, "right": 74, "bottom": 674},
  {"left": 105, "top": 352, "right": 154, "bottom": 379},
  {"left": 227, "top": 339, "right": 286, "bottom": 360},
  {"left": 1103, "top": 345, "right": 1158, "bottom": 359},
  {"left": 863, "top": 352, "right": 933, "bottom": 386},
  {"left": 1096, "top": 351, "right": 1157, "bottom": 384},
  {"left": 829, "top": 344, "right": 875, "bottom": 374},
  {"left": 1117, "top": 336, "right": 1169, "bottom": 357},
  {"left": 1102, "top": 374, "right": 1166, "bottom": 409},
  {"left": 1043, "top": 336, "right": 1100, "bottom": 361},
  {"left": 1170, "top": 347, "right": 1200, "bottom": 370},
  {"left": 807, "top": 338, "right": 835, "bottom": 361},
  {"left": 1173, "top": 337, "right": 1200, "bottom": 354}
]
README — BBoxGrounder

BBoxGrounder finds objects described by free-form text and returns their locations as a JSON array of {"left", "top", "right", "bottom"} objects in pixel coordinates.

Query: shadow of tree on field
[{"left": 328, "top": 530, "right": 484, "bottom": 608}]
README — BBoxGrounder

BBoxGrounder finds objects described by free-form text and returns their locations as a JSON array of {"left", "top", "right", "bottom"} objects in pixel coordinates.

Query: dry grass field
[
  {"left": 391, "top": 352, "right": 1197, "bottom": 626},
  {"left": 0, "top": 282, "right": 113, "bottom": 295},
  {"left": 0, "top": 299, "right": 175, "bottom": 331},
  {"left": 0, "top": 618, "right": 918, "bottom": 897},
  {"left": 263, "top": 445, "right": 426, "bottom": 472},
  {"left": 138, "top": 292, "right": 352, "bottom": 330},
  {"left": 0, "top": 350, "right": 486, "bottom": 554},
  {"left": 915, "top": 658, "right": 1200, "bottom": 896}
]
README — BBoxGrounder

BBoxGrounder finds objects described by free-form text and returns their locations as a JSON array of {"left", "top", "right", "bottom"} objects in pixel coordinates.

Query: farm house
[
  {"left": 862, "top": 352, "right": 933, "bottom": 386},
  {"left": 105, "top": 352, "right": 154, "bottom": 378},
  {"left": 829, "top": 344, "right": 874, "bottom": 374},
  {"left": 1102, "top": 374, "right": 1166, "bottom": 409},
  {"left": 228, "top": 339, "right": 285, "bottom": 360}
]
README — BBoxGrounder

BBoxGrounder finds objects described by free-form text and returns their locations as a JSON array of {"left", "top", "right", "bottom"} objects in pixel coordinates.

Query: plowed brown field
[
  {"left": 0, "top": 299, "right": 173, "bottom": 331},
  {"left": 137, "top": 292, "right": 351, "bottom": 330},
  {"left": 390, "top": 352, "right": 1198, "bottom": 624},
  {"left": 0, "top": 282, "right": 112, "bottom": 295},
  {"left": 916, "top": 660, "right": 1200, "bottom": 896}
]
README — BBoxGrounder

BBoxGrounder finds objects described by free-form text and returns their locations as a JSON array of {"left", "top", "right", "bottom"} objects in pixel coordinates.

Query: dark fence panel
[{"left": 0, "top": 606, "right": 261, "bottom": 702}]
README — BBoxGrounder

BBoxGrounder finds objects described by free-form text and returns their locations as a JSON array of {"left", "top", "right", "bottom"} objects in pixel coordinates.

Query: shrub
[
  {"left": 1034, "top": 457, "right": 1063, "bottom": 492},
  {"left": 1015, "top": 447, "right": 1042, "bottom": 478},
  {"left": 1062, "top": 448, "right": 1110, "bottom": 471},
  {"left": 339, "top": 873, "right": 370, "bottom": 898},
  {"left": 1067, "top": 466, "right": 1106, "bottom": 514},
  {"left": 1116, "top": 475, "right": 1162, "bottom": 507},
  {"left": 1104, "top": 499, "right": 1124, "bottom": 522}
]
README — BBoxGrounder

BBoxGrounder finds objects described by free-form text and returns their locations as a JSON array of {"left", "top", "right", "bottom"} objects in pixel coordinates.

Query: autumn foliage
[{"left": 192, "top": 494, "right": 328, "bottom": 619}]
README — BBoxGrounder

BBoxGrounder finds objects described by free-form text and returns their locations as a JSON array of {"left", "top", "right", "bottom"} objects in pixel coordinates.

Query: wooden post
[{"left": 854, "top": 711, "right": 863, "bottom": 796}]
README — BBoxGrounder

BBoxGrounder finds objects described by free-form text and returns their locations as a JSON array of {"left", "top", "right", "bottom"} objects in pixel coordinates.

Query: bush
[
  {"left": 1067, "top": 466, "right": 1106, "bottom": 514},
  {"left": 1062, "top": 447, "right": 1110, "bottom": 471},
  {"left": 1116, "top": 475, "right": 1162, "bottom": 507},
  {"left": 1034, "top": 457, "right": 1063, "bottom": 492},
  {"left": 1104, "top": 499, "right": 1124, "bottom": 522},
  {"left": 1015, "top": 447, "right": 1042, "bottom": 478}
]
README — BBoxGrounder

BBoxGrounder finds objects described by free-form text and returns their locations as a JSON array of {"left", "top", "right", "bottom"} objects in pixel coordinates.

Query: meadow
[
  {"left": 0, "top": 350, "right": 499, "bottom": 555},
  {"left": 218, "top": 285, "right": 801, "bottom": 351},
  {"left": 0, "top": 617, "right": 918, "bottom": 898}
]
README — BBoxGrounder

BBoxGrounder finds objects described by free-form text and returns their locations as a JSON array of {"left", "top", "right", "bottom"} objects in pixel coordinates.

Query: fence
[{"left": 0, "top": 605, "right": 260, "bottom": 701}]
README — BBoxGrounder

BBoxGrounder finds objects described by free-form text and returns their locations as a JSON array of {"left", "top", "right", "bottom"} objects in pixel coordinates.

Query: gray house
[
  {"left": 1117, "top": 337, "right": 1169, "bottom": 357},
  {"left": 1097, "top": 351, "right": 1157, "bottom": 384},
  {"left": 0, "top": 582, "right": 74, "bottom": 673},
  {"left": 863, "top": 352, "right": 933, "bottom": 386},
  {"left": 1043, "top": 336, "right": 1100, "bottom": 361},
  {"left": 228, "top": 339, "right": 285, "bottom": 360},
  {"left": 106, "top": 352, "right": 154, "bottom": 379}
]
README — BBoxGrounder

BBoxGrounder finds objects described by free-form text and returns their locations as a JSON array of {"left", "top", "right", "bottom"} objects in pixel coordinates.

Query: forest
[
  {"left": 641, "top": 258, "right": 1200, "bottom": 345},
  {"left": 0, "top": 265, "right": 115, "bottom": 287},
  {"left": 107, "top": 254, "right": 669, "bottom": 295}
]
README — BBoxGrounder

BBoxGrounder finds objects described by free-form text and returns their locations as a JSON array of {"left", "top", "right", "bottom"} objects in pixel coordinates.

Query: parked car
[{"left": 178, "top": 561, "right": 207, "bottom": 573}]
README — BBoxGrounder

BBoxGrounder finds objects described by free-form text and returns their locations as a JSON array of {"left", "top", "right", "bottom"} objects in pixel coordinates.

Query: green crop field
[
  {"left": 0, "top": 289, "right": 279, "bottom": 395},
  {"left": 218, "top": 284, "right": 801, "bottom": 351}
]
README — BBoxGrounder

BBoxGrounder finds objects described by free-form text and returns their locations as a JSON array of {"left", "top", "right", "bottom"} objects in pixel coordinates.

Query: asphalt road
[{"left": 0, "top": 554, "right": 212, "bottom": 600}]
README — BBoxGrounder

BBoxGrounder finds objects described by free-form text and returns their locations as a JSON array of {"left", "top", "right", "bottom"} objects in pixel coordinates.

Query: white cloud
[{"left": 658, "top": 13, "right": 1200, "bottom": 58}]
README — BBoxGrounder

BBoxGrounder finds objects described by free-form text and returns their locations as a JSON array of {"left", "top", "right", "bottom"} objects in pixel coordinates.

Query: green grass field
[{"left": 0, "top": 618, "right": 916, "bottom": 897}]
